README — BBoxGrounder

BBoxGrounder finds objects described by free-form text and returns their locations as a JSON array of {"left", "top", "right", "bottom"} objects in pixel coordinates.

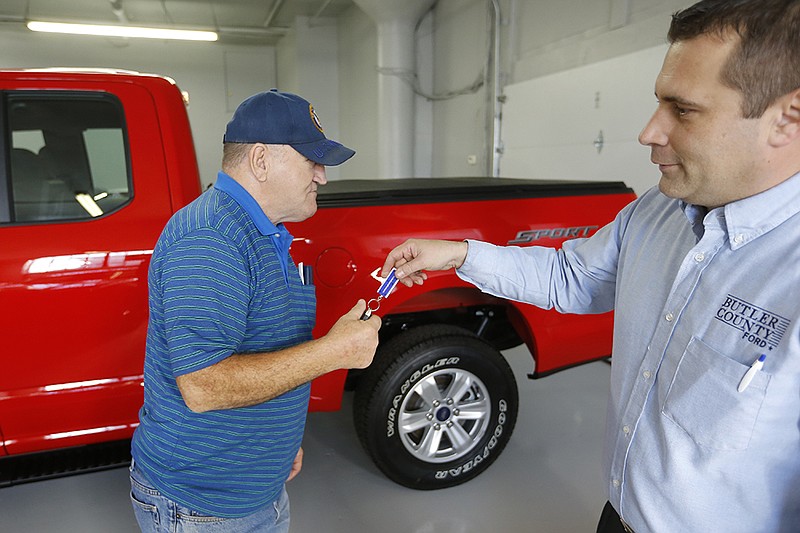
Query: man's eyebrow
[{"left": 655, "top": 91, "right": 702, "bottom": 108}]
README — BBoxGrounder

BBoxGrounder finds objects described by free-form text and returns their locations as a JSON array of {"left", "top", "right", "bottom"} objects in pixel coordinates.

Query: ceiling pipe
[
  {"left": 264, "top": 0, "right": 288, "bottom": 28},
  {"left": 312, "top": 0, "right": 335, "bottom": 21},
  {"left": 108, "top": 0, "right": 129, "bottom": 24},
  {"left": 352, "top": 0, "right": 435, "bottom": 179}
]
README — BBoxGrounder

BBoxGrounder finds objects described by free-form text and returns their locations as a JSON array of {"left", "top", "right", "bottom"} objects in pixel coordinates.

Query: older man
[{"left": 130, "top": 90, "right": 380, "bottom": 532}]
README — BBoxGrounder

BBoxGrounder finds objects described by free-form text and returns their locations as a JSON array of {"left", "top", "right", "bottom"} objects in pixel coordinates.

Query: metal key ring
[{"left": 366, "top": 297, "right": 382, "bottom": 312}]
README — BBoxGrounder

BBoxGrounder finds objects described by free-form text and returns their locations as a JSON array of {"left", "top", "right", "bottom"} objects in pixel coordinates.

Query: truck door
[{"left": 0, "top": 81, "right": 174, "bottom": 457}]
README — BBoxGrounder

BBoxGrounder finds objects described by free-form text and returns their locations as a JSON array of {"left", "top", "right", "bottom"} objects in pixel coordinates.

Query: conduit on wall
[
  {"left": 351, "top": 0, "right": 435, "bottom": 179},
  {"left": 489, "top": 0, "right": 502, "bottom": 177}
]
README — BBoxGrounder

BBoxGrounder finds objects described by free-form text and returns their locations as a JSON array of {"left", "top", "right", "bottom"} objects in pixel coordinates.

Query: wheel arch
[
  {"left": 377, "top": 286, "right": 538, "bottom": 354},
  {"left": 345, "top": 287, "right": 537, "bottom": 390}
]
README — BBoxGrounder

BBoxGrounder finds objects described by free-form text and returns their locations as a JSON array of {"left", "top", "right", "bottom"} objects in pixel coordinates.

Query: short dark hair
[{"left": 668, "top": 0, "right": 800, "bottom": 118}]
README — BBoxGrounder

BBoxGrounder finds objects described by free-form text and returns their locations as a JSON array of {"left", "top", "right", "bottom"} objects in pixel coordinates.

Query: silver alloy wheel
[{"left": 397, "top": 368, "right": 491, "bottom": 463}]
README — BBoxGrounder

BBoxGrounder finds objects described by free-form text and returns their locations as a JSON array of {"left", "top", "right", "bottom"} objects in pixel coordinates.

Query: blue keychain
[{"left": 360, "top": 268, "right": 399, "bottom": 320}]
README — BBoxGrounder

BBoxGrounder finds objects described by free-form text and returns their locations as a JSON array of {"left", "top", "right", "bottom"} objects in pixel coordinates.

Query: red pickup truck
[{"left": 0, "top": 69, "right": 636, "bottom": 489}]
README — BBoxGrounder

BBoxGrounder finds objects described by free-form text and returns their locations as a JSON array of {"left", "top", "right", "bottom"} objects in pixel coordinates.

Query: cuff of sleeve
[{"left": 456, "top": 239, "right": 493, "bottom": 282}]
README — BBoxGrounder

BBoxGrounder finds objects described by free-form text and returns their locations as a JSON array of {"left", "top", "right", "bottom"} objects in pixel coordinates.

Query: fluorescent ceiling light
[{"left": 27, "top": 21, "right": 218, "bottom": 42}]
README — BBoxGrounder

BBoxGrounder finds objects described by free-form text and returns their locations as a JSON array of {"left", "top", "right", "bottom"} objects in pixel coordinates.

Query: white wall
[
  {"left": 0, "top": 25, "right": 275, "bottom": 188},
  {"left": 502, "top": 45, "right": 667, "bottom": 195},
  {"left": 496, "top": 0, "right": 696, "bottom": 195},
  {"left": 431, "top": 0, "right": 493, "bottom": 177},
  {"left": 334, "top": 0, "right": 697, "bottom": 189},
  {"left": 511, "top": 0, "right": 691, "bottom": 81},
  {"left": 337, "top": 6, "right": 380, "bottom": 179},
  {"left": 277, "top": 16, "right": 344, "bottom": 180},
  {"left": 336, "top": 4, "right": 435, "bottom": 179}
]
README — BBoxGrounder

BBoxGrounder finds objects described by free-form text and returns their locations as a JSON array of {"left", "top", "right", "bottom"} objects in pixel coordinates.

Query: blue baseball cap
[{"left": 223, "top": 89, "right": 355, "bottom": 166}]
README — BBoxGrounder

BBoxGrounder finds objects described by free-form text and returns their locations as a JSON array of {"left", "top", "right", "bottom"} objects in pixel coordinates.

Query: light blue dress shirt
[{"left": 458, "top": 174, "right": 800, "bottom": 532}]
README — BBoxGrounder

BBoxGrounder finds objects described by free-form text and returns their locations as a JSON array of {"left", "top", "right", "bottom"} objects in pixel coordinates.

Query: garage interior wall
[
  {"left": 497, "top": 0, "right": 695, "bottom": 195},
  {"left": 336, "top": 0, "right": 695, "bottom": 193},
  {"left": 276, "top": 16, "right": 343, "bottom": 180},
  {"left": 0, "top": 0, "right": 694, "bottom": 192}
]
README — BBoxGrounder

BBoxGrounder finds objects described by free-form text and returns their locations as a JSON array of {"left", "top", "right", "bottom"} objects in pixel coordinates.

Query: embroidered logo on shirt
[{"left": 715, "top": 294, "right": 789, "bottom": 351}]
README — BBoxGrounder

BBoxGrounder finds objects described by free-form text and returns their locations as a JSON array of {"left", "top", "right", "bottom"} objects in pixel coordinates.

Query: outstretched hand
[{"left": 380, "top": 239, "right": 469, "bottom": 287}]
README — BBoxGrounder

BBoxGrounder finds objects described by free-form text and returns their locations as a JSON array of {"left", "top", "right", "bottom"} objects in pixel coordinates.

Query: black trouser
[{"left": 596, "top": 501, "right": 634, "bottom": 533}]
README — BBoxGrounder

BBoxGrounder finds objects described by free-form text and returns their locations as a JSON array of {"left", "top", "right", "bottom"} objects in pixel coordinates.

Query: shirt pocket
[{"left": 661, "top": 336, "right": 770, "bottom": 451}]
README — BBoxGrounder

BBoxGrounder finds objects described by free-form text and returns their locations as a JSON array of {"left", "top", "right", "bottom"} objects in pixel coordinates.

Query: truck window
[{"left": 4, "top": 92, "right": 131, "bottom": 223}]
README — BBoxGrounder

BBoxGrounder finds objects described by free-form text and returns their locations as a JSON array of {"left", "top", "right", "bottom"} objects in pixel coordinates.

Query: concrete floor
[{"left": 0, "top": 345, "right": 610, "bottom": 532}]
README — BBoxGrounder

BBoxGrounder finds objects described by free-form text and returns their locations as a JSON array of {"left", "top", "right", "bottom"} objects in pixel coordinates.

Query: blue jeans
[{"left": 129, "top": 459, "right": 290, "bottom": 533}]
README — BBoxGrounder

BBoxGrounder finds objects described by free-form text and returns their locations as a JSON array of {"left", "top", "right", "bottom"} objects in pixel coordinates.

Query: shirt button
[
  {"left": 613, "top": 479, "right": 620, "bottom": 488},
  {"left": 643, "top": 370, "right": 652, "bottom": 379},
  {"left": 694, "top": 252, "right": 705, "bottom": 262},
  {"left": 734, "top": 234, "right": 744, "bottom": 244},
  {"left": 665, "top": 313, "right": 674, "bottom": 322},
  {"left": 622, "top": 425, "right": 631, "bottom": 435}
]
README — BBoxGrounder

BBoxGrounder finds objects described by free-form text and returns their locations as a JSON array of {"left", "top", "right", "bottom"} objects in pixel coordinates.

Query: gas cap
[{"left": 315, "top": 247, "right": 357, "bottom": 288}]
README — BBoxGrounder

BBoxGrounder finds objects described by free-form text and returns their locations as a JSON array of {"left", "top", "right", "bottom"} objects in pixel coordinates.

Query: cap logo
[{"left": 309, "top": 104, "right": 324, "bottom": 133}]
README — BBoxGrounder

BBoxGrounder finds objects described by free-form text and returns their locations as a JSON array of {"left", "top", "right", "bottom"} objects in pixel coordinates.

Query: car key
[{"left": 360, "top": 268, "right": 400, "bottom": 320}]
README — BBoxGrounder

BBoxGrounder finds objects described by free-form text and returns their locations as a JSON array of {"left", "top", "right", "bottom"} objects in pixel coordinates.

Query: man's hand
[
  {"left": 323, "top": 299, "right": 381, "bottom": 369},
  {"left": 381, "top": 239, "right": 469, "bottom": 287},
  {"left": 286, "top": 447, "right": 303, "bottom": 482}
]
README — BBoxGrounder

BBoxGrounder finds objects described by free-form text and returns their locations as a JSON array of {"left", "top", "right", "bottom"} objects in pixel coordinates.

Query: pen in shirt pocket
[
  {"left": 298, "top": 262, "right": 313, "bottom": 286},
  {"left": 737, "top": 354, "right": 766, "bottom": 393}
]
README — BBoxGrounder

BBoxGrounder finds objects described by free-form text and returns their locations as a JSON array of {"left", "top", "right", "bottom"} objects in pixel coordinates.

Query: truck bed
[{"left": 317, "top": 177, "right": 634, "bottom": 207}]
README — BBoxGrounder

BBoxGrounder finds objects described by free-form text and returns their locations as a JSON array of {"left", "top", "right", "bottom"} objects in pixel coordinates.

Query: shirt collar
[
  {"left": 680, "top": 171, "right": 800, "bottom": 250},
  {"left": 214, "top": 171, "right": 286, "bottom": 238},
  {"left": 679, "top": 202, "right": 708, "bottom": 242}
]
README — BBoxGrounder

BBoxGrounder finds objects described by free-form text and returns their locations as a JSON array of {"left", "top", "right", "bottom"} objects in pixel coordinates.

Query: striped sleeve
[{"left": 160, "top": 228, "right": 249, "bottom": 376}]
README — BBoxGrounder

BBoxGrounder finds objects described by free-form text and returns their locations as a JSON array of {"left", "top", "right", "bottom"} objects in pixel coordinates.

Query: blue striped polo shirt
[{"left": 131, "top": 171, "right": 316, "bottom": 517}]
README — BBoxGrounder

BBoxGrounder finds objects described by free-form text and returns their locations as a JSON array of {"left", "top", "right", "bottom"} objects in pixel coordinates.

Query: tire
[{"left": 353, "top": 324, "right": 519, "bottom": 489}]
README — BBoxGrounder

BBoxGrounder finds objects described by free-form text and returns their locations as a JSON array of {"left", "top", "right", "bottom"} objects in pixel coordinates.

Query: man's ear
[
  {"left": 769, "top": 88, "right": 800, "bottom": 147},
  {"left": 249, "top": 144, "right": 270, "bottom": 182}
]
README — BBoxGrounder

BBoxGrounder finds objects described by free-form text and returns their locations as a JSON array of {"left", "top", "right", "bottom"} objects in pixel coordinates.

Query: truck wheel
[{"left": 353, "top": 324, "right": 518, "bottom": 489}]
